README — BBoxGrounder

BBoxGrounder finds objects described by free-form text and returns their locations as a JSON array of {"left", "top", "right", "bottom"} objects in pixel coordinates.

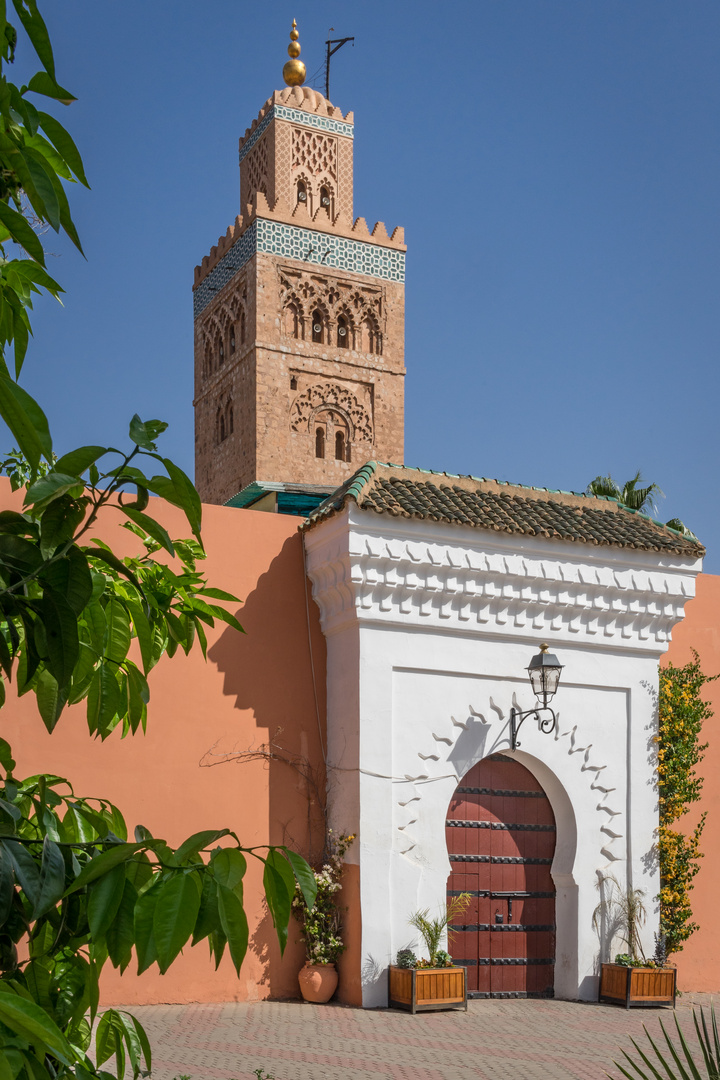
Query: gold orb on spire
[{"left": 283, "top": 18, "right": 306, "bottom": 86}]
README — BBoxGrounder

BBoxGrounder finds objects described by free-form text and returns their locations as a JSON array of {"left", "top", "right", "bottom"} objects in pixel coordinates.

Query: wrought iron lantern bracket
[{"left": 509, "top": 704, "right": 558, "bottom": 751}]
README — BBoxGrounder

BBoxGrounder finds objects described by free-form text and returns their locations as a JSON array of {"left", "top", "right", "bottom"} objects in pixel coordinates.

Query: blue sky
[{"left": 8, "top": 2, "right": 720, "bottom": 567}]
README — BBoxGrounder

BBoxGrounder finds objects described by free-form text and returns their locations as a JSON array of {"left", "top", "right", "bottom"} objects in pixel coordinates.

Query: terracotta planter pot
[
  {"left": 388, "top": 965, "right": 467, "bottom": 1013},
  {"left": 599, "top": 963, "right": 676, "bottom": 1009},
  {"left": 298, "top": 962, "right": 338, "bottom": 1003}
]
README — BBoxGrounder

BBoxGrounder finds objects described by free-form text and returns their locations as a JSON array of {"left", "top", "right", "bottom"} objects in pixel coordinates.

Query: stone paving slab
[{"left": 124, "top": 993, "right": 716, "bottom": 1080}]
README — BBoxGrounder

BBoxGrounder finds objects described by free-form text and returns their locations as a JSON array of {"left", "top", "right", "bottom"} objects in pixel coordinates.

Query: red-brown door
[{"left": 446, "top": 753, "right": 556, "bottom": 998}]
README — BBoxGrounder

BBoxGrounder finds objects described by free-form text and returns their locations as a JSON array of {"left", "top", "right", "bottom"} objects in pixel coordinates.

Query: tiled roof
[{"left": 304, "top": 462, "right": 704, "bottom": 559}]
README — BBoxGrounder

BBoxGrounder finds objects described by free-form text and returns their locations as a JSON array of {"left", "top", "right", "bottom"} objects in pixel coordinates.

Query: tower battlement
[{"left": 193, "top": 41, "right": 406, "bottom": 508}]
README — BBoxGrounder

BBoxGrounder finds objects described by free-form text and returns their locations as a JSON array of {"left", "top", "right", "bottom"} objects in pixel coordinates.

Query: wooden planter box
[
  {"left": 388, "top": 965, "right": 467, "bottom": 1013},
  {"left": 599, "top": 963, "right": 676, "bottom": 1009}
]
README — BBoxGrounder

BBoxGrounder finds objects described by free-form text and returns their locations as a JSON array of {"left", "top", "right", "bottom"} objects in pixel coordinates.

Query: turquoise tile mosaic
[
  {"left": 194, "top": 218, "right": 404, "bottom": 318},
  {"left": 238, "top": 105, "right": 354, "bottom": 164}
]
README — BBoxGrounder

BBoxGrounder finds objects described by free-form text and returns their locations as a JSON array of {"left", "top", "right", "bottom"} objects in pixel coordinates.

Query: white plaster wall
[{"left": 305, "top": 505, "right": 701, "bottom": 1006}]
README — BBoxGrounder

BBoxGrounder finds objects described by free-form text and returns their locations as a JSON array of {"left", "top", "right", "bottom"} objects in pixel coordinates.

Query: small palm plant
[
  {"left": 612, "top": 1003, "right": 720, "bottom": 1079},
  {"left": 408, "top": 894, "right": 471, "bottom": 967},
  {"left": 593, "top": 873, "right": 648, "bottom": 964}
]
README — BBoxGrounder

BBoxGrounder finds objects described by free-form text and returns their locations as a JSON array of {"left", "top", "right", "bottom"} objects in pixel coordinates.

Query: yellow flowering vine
[{"left": 658, "top": 650, "right": 717, "bottom": 954}]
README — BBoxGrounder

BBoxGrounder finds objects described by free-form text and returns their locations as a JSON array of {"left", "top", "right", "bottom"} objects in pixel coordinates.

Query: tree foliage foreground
[{"left": 0, "top": 5, "right": 316, "bottom": 1077}]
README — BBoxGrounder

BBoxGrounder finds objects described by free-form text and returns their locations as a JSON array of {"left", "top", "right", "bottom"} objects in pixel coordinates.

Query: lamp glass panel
[{"left": 544, "top": 666, "right": 562, "bottom": 696}]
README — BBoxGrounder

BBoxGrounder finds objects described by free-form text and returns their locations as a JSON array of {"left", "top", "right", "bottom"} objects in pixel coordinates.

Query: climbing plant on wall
[{"left": 657, "top": 650, "right": 717, "bottom": 955}]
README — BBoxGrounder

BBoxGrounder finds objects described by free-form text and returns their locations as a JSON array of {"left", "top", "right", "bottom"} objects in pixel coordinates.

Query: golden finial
[{"left": 283, "top": 18, "right": 306, "bottom": 86}]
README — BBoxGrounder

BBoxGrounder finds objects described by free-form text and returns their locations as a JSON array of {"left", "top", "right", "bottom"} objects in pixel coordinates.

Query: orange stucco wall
[
  {"left": 1, "top": 483, "right": 339, "bottom": 1004},
  {"left": 664, "top": 573, "right": 720, "bottom": 992}
]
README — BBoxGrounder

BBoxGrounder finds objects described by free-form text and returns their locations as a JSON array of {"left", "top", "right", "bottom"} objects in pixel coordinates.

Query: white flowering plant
[{"left": 292, "top": 831, "right": 355, "bottom": 965}]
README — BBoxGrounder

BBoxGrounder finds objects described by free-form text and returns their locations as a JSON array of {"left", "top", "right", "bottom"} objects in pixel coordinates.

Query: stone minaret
[{"left": 193, "top": 22, "right": 406, "bottom": 507}]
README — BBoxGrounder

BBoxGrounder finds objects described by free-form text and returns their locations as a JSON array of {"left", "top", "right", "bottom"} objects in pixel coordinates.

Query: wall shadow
[{"left": 207, "top": 530, "right": 327, "bottom": 999}]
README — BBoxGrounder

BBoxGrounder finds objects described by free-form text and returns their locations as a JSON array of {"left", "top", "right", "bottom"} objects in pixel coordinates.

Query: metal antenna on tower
[{"left": 324, "top": 32, "right": 354, "bottom": 100}]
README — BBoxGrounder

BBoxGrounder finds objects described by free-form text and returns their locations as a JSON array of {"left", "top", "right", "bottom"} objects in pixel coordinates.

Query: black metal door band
[
  {"left": 449, "top": 854, "right": 553, "bottom": 865},
  {"left": 448, "top": 890, "right": 554, "bottom": 899},
  {"left": 451, "top": 924, "right": 556, "bottom": 933},
  {"left": 446, "top": 819, "right": 556, "bottom": 832},
  {"left": 455, "top": 787, "right": 550, "bottom": 798}
]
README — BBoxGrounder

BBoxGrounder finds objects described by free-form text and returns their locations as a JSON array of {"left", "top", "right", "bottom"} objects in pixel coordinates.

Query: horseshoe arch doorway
[{"left": 446, "top": 753, "right": 556, "bottom": 998}]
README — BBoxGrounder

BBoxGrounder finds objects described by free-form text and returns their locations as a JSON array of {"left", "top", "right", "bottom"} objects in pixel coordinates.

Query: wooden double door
[{"left": 445, "top": 754, "right": 556, "bottom": 998}]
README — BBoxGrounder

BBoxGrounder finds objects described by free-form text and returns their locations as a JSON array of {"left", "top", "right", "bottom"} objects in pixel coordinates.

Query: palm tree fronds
[
  {"left": 611, "top": 1004, "right": 720, "bottom": 1080},
  {"left": 587, "top": 474, "right": 622, "bottom": 501}
]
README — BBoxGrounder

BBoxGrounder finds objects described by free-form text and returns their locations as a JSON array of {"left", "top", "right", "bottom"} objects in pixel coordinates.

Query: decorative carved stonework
[{"left": 290, "top": 382, "right": 373, "bottom": 441}]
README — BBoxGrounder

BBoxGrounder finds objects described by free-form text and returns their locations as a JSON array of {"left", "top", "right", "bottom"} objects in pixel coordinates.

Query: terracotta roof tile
[{"left": 304, "top": 462, "right": 704, "bottom": 559}]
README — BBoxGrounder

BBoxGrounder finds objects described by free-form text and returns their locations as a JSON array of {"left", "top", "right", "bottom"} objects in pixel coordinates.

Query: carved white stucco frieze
[{"left": 304, "top": 504, "right": 702, "bottom": 652}]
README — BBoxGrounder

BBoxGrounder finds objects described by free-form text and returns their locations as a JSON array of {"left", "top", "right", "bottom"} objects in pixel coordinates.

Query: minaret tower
[{"left": 192, "top": 21, "right": 406, "bottom": 509}]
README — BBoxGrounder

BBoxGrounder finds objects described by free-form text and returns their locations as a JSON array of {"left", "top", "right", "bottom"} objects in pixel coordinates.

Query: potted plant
[
  {"left": 594, "top": 874, "right": 676, "bottom": 1009},
  {"left": 389, "top": 894, "right": 470, "bottom": 1013},
  {"left": 292, "top": 831, "right": 354, "bottom": 1003}
]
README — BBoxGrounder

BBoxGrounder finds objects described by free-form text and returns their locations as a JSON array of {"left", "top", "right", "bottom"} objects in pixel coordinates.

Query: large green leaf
[
  {"left": 128, "top": 415, "right": 167, "bottom": 451},
  {"left": 174, "top": 829, "right": 230, "bottom": 864},
  {"left": 35, "top": 668, "right": 68, "bottom": 732},
  {"left": 104, "top": 597, "right": 131, "bottom": 664},
  {"left": 0, "top": 987, "right": 75, "bottom": 1065},
  {"left": 40, "top": 588, "right": 78, "bottom": 688},
  {"left": 39, "top": 495, "right": 86, "bottom": 559},
  {"left": 0, "top": 371, "right": 52, "bottom": 469},
  {"left": 52, "top": 445, "right": 106, "bottom": 476},
  {"left": 211, "top": 847, "right": 246, "bottom": 897},
  {"left": 64, "top": 842, "right": 144, "bottom": 895},
  {"left": 95, "top": 1010, "right": 125, "bottom": 1079},
  {"left": 124, "top": 599, "right": 152, "bottom": 674},
  {"left": 118, "top": 506, "right": 174, "bottom": 555},
  {"left": 217, "top": 883, "right": 249, "bottom": 976},
  {"left": 86, "top": 662, "right": 120, "bottom": 735},
  {"left": 3, "top": 838, "right": 41, "bottom": 907},
  {"left": 25, "top": 71, "right": 76, "bottom": 105},
  {"left": 192, "top": 872, "right": 220, "bottom": 946},
  {"left": 36, "top": 110, "right": 89, "bottom": 185},
  {"left": 282, "top": 847, "right": 317, "bottom": 911},
  {"left": 32, "top": 836, "right": 65, "bottom": 917},
  {"left": 153, "top": 872, "right": 201, "bottom": 973},
  {"left": 11, "top": 0, "right": 56, "bottom": 78},
  {"left": 39, "top": 546, "right": 93, "bottom": 615},
  {"left": 83, "top": 544, "right": 142, "bottom": 591},
  {"left": 105, "top": 879, "right": 137, "bottom": 972},
  {"left": 25, "top": 471, "right": 83, "bottom": 506},
  {"left": 21, "top": 146, "right": 60, "bottom": 231},
  {"left": 134, "top": 881, "right": 160, "bottom": 974},
  {"left": 87, "top": 861, "right": 126, "bottom": 940},
  {"left": 263, "top": 849, "right": 295, "bottom": 955},
  {"left": 0, "top": 200, "right": 45, "bottom": 264},
  {"left": 0, "top": 845, "right": 14, "bottom": 926},
  {"left": 0, "top": 532, "right": 43, "bottom": 575}
]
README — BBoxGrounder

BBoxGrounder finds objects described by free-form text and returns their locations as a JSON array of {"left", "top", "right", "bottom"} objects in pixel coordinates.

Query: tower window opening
[
  {"left": 297, "top": 180, "right": 307, "bottom": 204},
  {"left": 218, "top": 339, "right": 225, "bottom": 366},
  {"left": 312, "top": 310, "right": 324, "bottom": 344},
  {"left": 230, "top": 326, "right": 236, "bottom": 354},
  {"left": 219, "top": 414, "right": 226, "bottom": 442},
  {"left": 290, "top": 376, "right": 298, "bottom": 390},
  {"left": 240, "top": 310, "right": 246, "bottom": 345},
  {"left": 315, "top": 426, "right": 325, "bottom": 458},
  {"left": 286, "top": 302, "right": 301, "bottom": 340},
  {"left": 335, "top": 430, "right": 346, "bottom": 461},
  {"left": 337, "top": 316, "right": 349, "bottom": 348},
  {"left": 364, "top": 317, "right": 379, "bottom": 354},
  {"left": 320, "top": 186, "right": 331, "bottom": 211}
]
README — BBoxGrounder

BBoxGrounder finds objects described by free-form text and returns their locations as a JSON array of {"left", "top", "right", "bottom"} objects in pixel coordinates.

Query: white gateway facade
[{"left": 303, "top": 463, "right": 703, "bottom": 1006}]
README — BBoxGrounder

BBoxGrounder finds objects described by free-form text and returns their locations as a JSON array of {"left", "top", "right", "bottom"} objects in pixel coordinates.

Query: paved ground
[{"left": 125, "top": 992, "right": 716, "bottom": 1080}]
